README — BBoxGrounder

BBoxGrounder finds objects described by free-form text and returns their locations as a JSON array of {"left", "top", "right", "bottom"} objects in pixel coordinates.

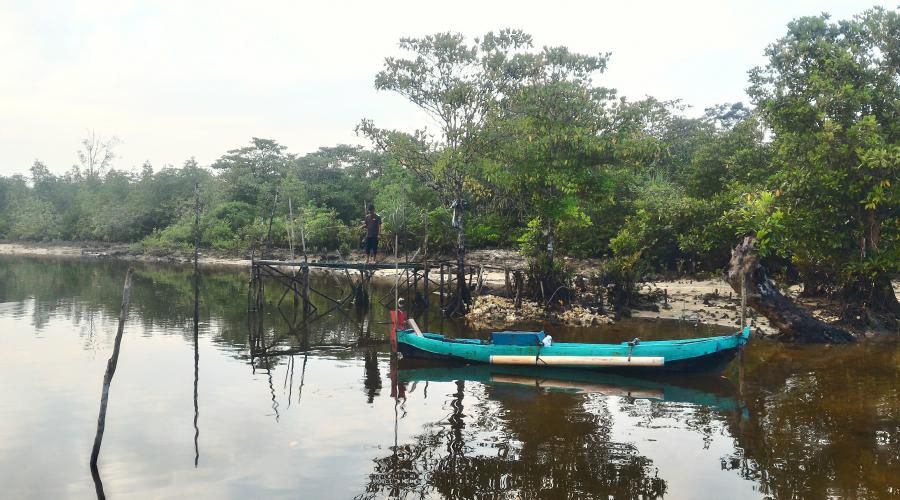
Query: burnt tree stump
[{"left": 725, "top": 236, "right": 855, "bottom": 344}]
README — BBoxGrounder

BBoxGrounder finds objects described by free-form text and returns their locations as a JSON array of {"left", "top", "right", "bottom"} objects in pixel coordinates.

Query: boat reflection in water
[
  {"left": 396, "top": 359, "right": 743, "bottom": 411},
  {"left": 358, "top": 359, "right": 747, "bottom": 500}
]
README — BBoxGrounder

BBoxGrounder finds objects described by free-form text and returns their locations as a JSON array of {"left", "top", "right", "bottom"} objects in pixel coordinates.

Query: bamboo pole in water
[{"left": 90, "top": 268, "right": 135, "bottom": 467}]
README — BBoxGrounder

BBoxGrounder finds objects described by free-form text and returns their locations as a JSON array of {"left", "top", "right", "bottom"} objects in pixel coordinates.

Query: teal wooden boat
[{"left": 396, "top": 325, "right": 751, "bottom": 374}]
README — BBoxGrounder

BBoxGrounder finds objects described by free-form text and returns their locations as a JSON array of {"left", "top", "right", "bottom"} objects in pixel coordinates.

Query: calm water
[{"left": 0, "top": 256, "right": 898, "bottom": 499}]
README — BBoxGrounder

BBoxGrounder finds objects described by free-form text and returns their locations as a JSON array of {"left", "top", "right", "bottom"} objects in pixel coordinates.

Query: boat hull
[{"left": 397, "top": 327, "right": 751, "bottom": 374}]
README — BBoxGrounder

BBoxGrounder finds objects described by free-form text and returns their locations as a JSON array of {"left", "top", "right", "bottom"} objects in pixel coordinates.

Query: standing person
[{"left": 362, "top": 204, "right": 381, "bottom": 264}]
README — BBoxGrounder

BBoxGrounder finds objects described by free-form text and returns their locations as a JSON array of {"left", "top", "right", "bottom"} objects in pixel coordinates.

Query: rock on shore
[{"left": 466, "top": 295, "right": 613, "bottom": 329}]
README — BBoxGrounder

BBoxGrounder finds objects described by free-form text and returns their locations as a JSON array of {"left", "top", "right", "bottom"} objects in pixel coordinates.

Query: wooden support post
[
  {"left": 302, "top": 266, "right": 311, "bottom": 315},
  {"left": 300, "top": 222, "right": 308, "bottom": 264},
  {"left": 505, "top": 267, "right": 511, "bottom": 297},
  {"left": 475, "top": 265, "right": 483, "bottom": 296},
  {"left": 288, "top": 198, "right": 300, "bottom": 315},
  {"left": 514, "top": 271, "right": 523, "bottom": 310},
  {"left": 394, "top": 234, "right": 400, "bottom": 312},
  {"left": 439, "top": 262, "right": 445, "bottom": 308},
  {"left": 423, "top": 264, "right": 430, "bottom": 307},
  {"left": 423, "top": 212, "right": 429, "bottom": 307},
  {"left": 259, "top": 270, "right": 265, "bottom": 312},
  {"left": 263, "top": 191, "right": 278, "bottom": 258}
]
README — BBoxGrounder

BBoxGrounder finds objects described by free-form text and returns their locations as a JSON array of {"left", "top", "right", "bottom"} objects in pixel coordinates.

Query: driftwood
[{"left": 725, "top": 236, "right": 854, "bottom": 344}]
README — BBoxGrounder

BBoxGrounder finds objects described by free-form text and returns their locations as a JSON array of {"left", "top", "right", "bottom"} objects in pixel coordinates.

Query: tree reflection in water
[
  {"left": 358, "top": 380, "right": 666, "bottom": 500},
  {"left": 2, "top": 257, "right": 898, "bottom": 498},
  {"left": 722, "top": 343, "right": 900, "bottom": 499}
]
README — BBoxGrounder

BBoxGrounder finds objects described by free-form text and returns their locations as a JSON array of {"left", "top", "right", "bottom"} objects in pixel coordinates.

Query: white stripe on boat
[{"left": 489, "top": 355, "right": 665, "bottom": 367}]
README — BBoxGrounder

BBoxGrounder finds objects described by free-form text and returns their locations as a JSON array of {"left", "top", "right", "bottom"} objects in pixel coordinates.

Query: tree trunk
[
  {"left": 869, "top": 274, "right": 900, "bottom": 314},
  {"left": 446, "top": 199, "right": 470, "bottom": 316},
  {"left": 850, "top": 208, "right": 900, "bottom": 316},
  {"left": 726, "top": 236, "right": 855, "bottom": 344},
  {"left": 839, "top": 274, "right": 900, "bottom": 331}
]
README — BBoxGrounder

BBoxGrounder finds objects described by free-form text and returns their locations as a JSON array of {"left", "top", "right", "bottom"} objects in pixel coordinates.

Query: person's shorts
[{"left": 365, "top": 237, "right": 378, "bottom": 255}]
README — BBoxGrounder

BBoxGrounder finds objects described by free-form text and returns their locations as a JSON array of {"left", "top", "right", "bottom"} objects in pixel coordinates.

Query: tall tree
[
  {"left": 748, "top": 7, "right": 900, "bottom": 317},
  {"left": 487, "top": 76, "right": 613, "bottom": 298},
  {"left": 77, "top": 130, "right": 119, "bottom": 178},
  {"left": 211, "top": 138, "right": 290, "bottom": 209},
  {"left": 288, "top": 145, "right": 384, "bottom": 223},
  {"left": 360, "top": 29, "right": 607, "bottom": 314}
]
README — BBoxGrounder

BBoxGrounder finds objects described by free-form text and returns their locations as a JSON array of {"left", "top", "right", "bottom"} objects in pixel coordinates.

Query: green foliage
[
  {"left": 292, "top": 206, "right": 353, "bottom": 253},
  {"left": 424, "top": 208, "right": 455, "bottom": 253},
  {"left": 2, "top": 8, "right": 894, "bottom": 315},
  {"left": 8, "top": 195, "right": 60, "bottom": 241},
  {"left": 487, "top": 80, "right": 612, "bottom": 260},
  {"left": 466, "top": 211, "right": 516, "bottom": 248},
  {"left": 591, "top": 252, "right": 646, "bottom": 311},
  {"left": 211, "top": 138, "right": 290, "bottom": 208},
  {"left": 726, "top": 191, "right": 787, "bottom": 256},
  {"left": 289, "top": 145, "right": 383, "bottom": 224},
  {"left": 609, "top": 174, "right": 686, "bottom": 269},
  {"left": 748, "top": 7, "right": 900, "bottom": 301}
]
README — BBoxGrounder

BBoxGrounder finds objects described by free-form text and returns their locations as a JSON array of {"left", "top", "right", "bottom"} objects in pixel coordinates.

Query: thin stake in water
[{"left": 89, "top": 268, "right": 135, "bottom": 499}]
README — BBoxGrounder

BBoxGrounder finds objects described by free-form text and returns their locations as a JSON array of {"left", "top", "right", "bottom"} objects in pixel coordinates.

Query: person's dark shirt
[{"left": 365, "top": 213, "right": 381, "bottom": 238}]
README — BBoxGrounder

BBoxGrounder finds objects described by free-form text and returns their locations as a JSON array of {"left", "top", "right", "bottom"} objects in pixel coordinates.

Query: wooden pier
[{"left": 248, "top": 258, "right": 525, "bottom": 325}]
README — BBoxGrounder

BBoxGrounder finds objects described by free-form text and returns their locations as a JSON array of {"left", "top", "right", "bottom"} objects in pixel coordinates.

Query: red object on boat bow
[{"left": 389, "top": 310, "right": 407, "bottom": 352}]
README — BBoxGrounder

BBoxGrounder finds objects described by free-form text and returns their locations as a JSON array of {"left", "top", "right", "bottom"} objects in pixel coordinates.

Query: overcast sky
[{"left": 0, "top": 0, "right": 891, "bottom": 175}]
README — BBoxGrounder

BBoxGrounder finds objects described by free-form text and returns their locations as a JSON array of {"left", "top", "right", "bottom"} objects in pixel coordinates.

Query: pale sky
[{"left": 0, "top": 0, "right": 892, "bottom": 175}]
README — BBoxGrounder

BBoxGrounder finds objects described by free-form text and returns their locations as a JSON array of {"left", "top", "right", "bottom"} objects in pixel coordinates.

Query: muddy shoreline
[{"left": 2, "top": 242, "right": 894, "bottom": 337}]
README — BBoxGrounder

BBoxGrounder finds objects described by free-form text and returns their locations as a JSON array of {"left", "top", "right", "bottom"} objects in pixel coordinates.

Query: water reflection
[
  {"left": 722, "top": 342, "right": 900, "bottom": 499},
  {"left": 0, "top": 255, "right": 898, "bottom": 499},
  {"left": 359, "top": 363, "right": 751, "bottom": 499},
  {"left": 363, "top": 349, "right": 383, "bottom": 404},
  {"left": 397, "top": 363, "right": 742, "bottom": 411},
  {"left": 360, "top": 370, "right": 670, "bottom": 499}
]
